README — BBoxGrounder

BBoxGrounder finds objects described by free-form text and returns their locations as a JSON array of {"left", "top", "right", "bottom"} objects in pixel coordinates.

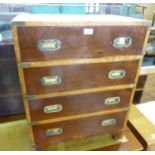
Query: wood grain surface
[
  {"left": 23, "top": 61, "right": 139, "bottom": 95},
  {"left": 17, "top": 26, "right": 147, "bottom": 62},
  {"left": 28, "top": 88, "right": 132, "bottom": 122},
  {"left": 32, "top": 111, "right": 127, "bottom": 150}
]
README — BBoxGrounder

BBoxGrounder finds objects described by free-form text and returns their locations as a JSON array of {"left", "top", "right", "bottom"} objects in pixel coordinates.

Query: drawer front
[
  {"left": 24, "top": 61, "right": 139, "bottom": 95},
  {"left": 33, "top": 111, "right": 127, "bottom": 150},
  {"left": 17, "top": 26, "right": 147, "bottom": 62},
  {"left": 29, "top": 89, "right": 132, "bottom": 122}
]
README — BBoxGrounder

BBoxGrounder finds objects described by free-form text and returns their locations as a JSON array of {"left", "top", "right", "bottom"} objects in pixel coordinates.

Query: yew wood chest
[{"left": 12, "top": 14, "right": 149, "bottom": 150}]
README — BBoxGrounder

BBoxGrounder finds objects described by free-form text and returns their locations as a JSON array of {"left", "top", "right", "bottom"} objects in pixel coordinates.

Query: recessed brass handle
[
  {"left": 44, "top": 104, "right": 62, "bottom": 113},
  {"left": 41, "top": 75, "right": 62, "bottom": 86},
  {"left": 46, "top": 128, "right": 63, "bottom": 136},
  {"left": 113, "top": 36, "right": 132, "bottom": 48},
  {"left": 37, "top": 39, "right": 61, "bottom": 52},
  {"left": 104, "top": 96, "right": 120, "bottom": 105},
  {"left": 108, "top": 69, "right": 126, "bottom": 79},
  {"left": 101, "top": 118, "right": 116, "bottom": 127}
]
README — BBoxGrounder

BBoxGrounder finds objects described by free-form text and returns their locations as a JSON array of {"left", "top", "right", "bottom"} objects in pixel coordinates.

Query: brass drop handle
[
  {"left": 113, "top": 36, "right": 132, "bottom": 48},
  {"left": 46, "top": 128, "right": 63, "bottom": 136},
  {"left": 108, "top": 69, "right": 126, "bottom": 79},
  {"left": 37, "top": 39, "right": 61, "bottom": 52},
  {"left": 101, "top": 118, "right": 116, "bottom": 127},
  {"left": 41, "top": 75, "right": 62, "bottom": 86},
  {"left": 104, "top": 96, "right": 120, "bottom": 105},
  {"left": 44, "top": 104, "right": 62, "bottom": 113}
]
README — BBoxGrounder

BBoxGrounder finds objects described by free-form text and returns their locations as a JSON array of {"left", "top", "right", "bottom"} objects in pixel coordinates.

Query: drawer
[
  {"left": 32, "top": 111, "right": 127, "bottom": 150},
  {"left": 28, "top": 88, "right": 132, "bottom": 122},
  {"left": 17, "top": 26, "right": 147, "bottom": 62},
  {"left": 24, "top": 61, "right": 139, "bottom": 95}
]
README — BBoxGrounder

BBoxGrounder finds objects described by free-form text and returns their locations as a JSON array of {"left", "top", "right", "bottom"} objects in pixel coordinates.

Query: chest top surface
[{"left": 12, "top": 14, "right": 149, "bottom": 26}]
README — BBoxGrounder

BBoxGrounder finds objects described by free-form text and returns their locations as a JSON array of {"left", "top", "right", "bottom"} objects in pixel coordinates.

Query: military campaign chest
[{"left": 12, "top": 14, "right": 149, "bottom": 150}]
